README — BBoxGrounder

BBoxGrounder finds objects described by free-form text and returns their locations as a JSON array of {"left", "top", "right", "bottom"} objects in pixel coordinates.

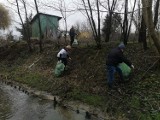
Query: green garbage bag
[
  {"left": 72, "top": 39, "right": 79, "bottom": 47},
  {"left": 54, "top": 61, "right": 65, "bottom": 77},
  {"left": 118, "top": 62, "right": 131, "bottom": 77}
]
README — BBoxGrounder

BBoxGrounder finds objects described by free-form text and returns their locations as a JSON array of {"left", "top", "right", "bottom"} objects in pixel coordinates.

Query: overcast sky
[
  {"left": 0, "top": 0, "right": 90, "bottom": 36},
  {"left": 0, "top": 0, "right": 136, "bottom": 36}
]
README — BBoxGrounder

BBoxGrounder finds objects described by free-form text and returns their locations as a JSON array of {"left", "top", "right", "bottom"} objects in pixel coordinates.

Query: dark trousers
[
  {"left": 70, "top": 36, "right": 75, "bottom": 46},
  {"left": 58, "top": 57, "right": 67, "bottom": 66},
  {"left": 107, "top": 65, "right": 123, "bottom": 88}
]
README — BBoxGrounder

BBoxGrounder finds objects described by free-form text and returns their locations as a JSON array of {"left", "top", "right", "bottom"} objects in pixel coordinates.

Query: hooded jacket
[{"left": 106, "top": 47, "right": 131, "bottom": 67}]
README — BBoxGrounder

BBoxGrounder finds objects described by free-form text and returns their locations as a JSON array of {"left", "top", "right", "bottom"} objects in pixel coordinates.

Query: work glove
[
  {"left": 131, "top": 64, "right": 134, "bottom": 69},
  {"left": 69, "top": 57, "right": 72, "bottom": 60}
]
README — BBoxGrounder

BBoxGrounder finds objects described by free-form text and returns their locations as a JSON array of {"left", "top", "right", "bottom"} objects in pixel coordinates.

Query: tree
[
  {"left": 16, "top": 13, "right": 32, "bottom": 40},
  {"left": 0, "top": 4, "right": 11, "bottom": 29},
  {"left": 133, "top": 0, "right": 142, "bottom": 43},
  {"left": 80, "top": 0, "right": 101, "bottom": 48},
  {"left": 132, "top": 0, "right": 147, "bottom": 50},
  {"left": 100, "top": 0, "right": 117, "bottom": 42},
  {"left": 142, "top": 0, "right": 160, "bottom": 54},
  {"left": 154, "top": 0, "right": 160, "bottom": 28},
  {"left": 16, "top": 0, "right": 32, "bottom": 52},
  {"left": 34, "top": 0, "right": 43, "bottom": 52},
  {"left": 6, "top": 30, "right": 14, "bottom": 41},
  {"left": 138, "top": 15, "right": 147, "bottom": 50},
  {"left": 43, "top": 0, "right": 73, "bottom": 44},
  {"left": 102, "top": 13, "right": 122, "bottom": 41},
  {"left": 121, "top": 0, "right": 137, "bottom": 45}
]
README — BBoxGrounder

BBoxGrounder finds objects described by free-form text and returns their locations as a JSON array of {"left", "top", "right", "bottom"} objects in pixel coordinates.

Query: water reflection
[{"left": 0, "top": 83, "right": 86, "bottom": 120}]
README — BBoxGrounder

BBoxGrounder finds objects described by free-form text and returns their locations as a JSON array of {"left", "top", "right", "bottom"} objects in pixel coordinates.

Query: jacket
[
  {"left": 106, "top": 47, "right": 131, "bottom": 67},
  {"left": 57, "top": 48, "right": 69, "bottom": 58},
  {"left": 69, "top": 28, "right": 75, "bottom": 37}
]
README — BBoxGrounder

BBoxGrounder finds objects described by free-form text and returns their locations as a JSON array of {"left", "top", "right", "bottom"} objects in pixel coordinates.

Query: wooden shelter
[{"left": 30, "top": 13, "right": 62, "bottom": 40}]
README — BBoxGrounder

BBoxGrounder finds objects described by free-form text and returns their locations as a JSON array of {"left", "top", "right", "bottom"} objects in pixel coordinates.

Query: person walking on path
[
  {"left": 106, "top": 43, "right": 134, "bottom": 89},
  {"left": 57, "top": 45, "right": 72, "bottom": 67},
  {"left": 69, "top": 26, "right": 76, "bottom": 46}
]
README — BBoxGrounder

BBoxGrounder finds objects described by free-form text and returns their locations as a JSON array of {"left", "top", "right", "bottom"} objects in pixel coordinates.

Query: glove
[
  {"left": 69, "top": 57, "right": 72, "bottom": 60},
  {"left": 131, "top": 64, "right": 134, "bottom": 69}
]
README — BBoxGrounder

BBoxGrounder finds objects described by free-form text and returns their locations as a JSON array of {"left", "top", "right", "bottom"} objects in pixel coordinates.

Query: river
[{"left": 0, "top": 83, "right": 89, "bottom": 120}]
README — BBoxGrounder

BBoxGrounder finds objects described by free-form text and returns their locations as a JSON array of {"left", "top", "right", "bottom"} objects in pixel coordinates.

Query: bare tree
[
  {"left": 34, "top": 0, "right": 43, "bottom": 52},
  {"left": 142, "top": 0, "right": 160, "bottom": 54},
  {"left": 139, "top": 15, "right": 147, "bottom": 50},
  {"left": 16, "top": 0, "right": 32, "bottom": 52},
  {"left": 80, "top": 0, "right": 101, "bottom": 48},
  {"left": 42, "top": 0, "right": 74, "bottom": 44},
  {"left": 121, "top": 0, "right": 137, "bottom": 45},
  {"left": 96, "top": 0, "right": 101, "bottom": 47},
  {"left": 154, "top": 0, "right": 160, "bottom": 28},
  {"left": 21, "top": 0, "right": 32, "bottom": 52},
  {"left": 132, "top": 0, "right": 147, "bottom": 49},
  {"left": 56, "top": 0, "right": 68, "bottom": 43},
  {"left": 100, "top": 0, "right": 117, "bottom": 42},
  {"left": 121, "top": 0, "right": 128, "bottom": 44}
]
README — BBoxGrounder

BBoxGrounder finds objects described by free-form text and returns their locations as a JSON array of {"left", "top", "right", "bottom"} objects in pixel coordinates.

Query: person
[
  {"left": 69, "top": 26, "right": 76, "bottom": 46},
  {"left": 57, "top": 45, "right": 72, "bottom": 67},
  {"left": 106, "top": 43, "right": 134, "bottom": 89}
]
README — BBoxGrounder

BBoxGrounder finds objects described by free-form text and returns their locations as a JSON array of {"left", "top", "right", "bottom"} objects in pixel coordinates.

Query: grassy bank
[{"left": 0, "top": 41, "right": 160, "bottom": 119}]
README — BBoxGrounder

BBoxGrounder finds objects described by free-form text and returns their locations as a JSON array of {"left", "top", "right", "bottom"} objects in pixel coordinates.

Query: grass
[
  {"left": 68, "top": 88, "right": 105, "bottom": 107},
  {"left": 0, "top": 41, "right": 160, "bottom": 119}
]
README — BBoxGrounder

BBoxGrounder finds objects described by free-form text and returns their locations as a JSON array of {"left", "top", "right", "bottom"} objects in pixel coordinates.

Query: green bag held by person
[
  {"left": 54, "top": 61, "right": 65, "bottom": 77},
  {"left": 118, "top": 62, "right": 131, "bottom": 77}
]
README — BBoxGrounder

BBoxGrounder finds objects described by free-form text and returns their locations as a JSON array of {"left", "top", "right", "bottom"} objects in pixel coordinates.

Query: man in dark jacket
[
  {"left": 106, "top": 43, "right": 134, "bottom": 88},
  {"left": 69, "top": 26, "right": 76, "bottom": 46}
]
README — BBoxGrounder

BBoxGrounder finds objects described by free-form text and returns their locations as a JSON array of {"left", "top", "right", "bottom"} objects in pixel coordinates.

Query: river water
[{"left": 0, "top": 83, "right": 88, "bottom": 120}]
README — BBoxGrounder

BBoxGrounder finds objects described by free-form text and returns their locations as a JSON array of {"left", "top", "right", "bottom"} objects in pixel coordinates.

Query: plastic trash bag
[
  {"left": 72, "top": 39, "right": 78, "bottom": 45},
  {"left": 54, "top": 61, "right": 65, "bottom": 77},
  {"left": 118, "top": 62, "right": 131, "bottom": 77}
]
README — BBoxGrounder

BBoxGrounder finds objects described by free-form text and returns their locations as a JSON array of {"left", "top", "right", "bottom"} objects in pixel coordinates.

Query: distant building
[{"left": 30, "top": 13, "right": 62, "bottom": 40}]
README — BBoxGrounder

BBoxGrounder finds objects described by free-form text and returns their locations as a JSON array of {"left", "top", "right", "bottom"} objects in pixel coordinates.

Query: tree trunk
[
  {"left": 16, "top": 0, "right": 32, "bottom": 52},
  {"left": 23, "top": 0, "right": 32, "bottom": 52},
  {"left": 137, "top": 0, "right": 141, "bottom": 43},
  {"left": 138, "top": 15, "right": 147, "bottom": 50},
  {"left": 126, "top": 0, "right": 137, "bottom": 41},
  {"left": 142, "top": 0, "right": 160, "bottom": 54},
  {"left": 105, "top": 0, "right": 117, "bottom": 42},
  {"left": 81, "top": 0, "right": 101, "bottom": 48},
  {"left": 122, "top": 0, "right": 128, "bottom": 45},
  {"left": 96, "top": 0, "right": 101, "bottom": 48},
  {"left": 154, "top": 0, "right": 160, "bottom": 27},
  {"left": 34, "top": 0, "right": 43, "bottom": 52},
  {"left": 105, "top": 13, "right": 113, "bottom": 42},
  {"left": 81, "top": 0, "right": 96, "bottom": 39}
]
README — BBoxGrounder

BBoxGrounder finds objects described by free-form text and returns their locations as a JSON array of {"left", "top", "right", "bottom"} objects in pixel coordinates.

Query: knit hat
[{"left": 118, "top": 42, "right": 125, "bottom": 49}]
